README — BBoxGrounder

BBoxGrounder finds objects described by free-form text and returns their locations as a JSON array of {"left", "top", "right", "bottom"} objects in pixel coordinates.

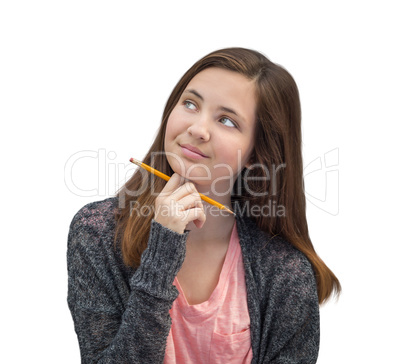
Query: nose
[{"left": 187, "top": 114, "right": 211, "bottom": 141}]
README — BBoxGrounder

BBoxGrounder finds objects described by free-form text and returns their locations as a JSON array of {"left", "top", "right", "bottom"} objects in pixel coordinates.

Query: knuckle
[{"left": 185, "top": 182, "right": 195, "bottom": 191}]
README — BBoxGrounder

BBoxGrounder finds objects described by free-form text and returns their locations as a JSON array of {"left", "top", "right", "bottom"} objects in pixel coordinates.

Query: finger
[
  {"left": 185, "top": 207, "right": 207, "bottom": 228},
  {"left": 193, "top": 218, "right": 205, "bottom": 229},
  {"left": 159, "top": 173, "right": 186, "bottom": 196},
  {"left": 177, "top": 194, "right": 202, "bottom": 211},
  {"left": 171, "top": 182, "right": 199, "bottom": 201}
]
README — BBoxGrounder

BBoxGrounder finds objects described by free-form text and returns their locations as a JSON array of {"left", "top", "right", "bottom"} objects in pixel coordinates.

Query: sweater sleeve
[
  {"left": 67, "top": 204, "right": 189, "bottom": 364},
  {"left": 262, "top": 249, "right": 320, "bottom": 364}
]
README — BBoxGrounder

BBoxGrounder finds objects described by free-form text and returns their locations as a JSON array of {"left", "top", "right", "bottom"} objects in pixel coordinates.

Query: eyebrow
[{"left": 184, "top": 89, "right": 244, "bottom": 121}]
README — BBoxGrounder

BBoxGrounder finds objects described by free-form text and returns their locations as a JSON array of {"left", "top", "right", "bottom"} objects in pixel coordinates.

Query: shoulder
[
  {"left": 69, "top": 197, "right": 118, "bottom": 235},
  {"left": 69, "top": 197, "right": 118, "bottom": 229},
  {"left": 68, "top": 197, "right": 119, "bottom": 253},
  {"left": 238, "top": 215, "right": 309, "bottom": 263},
  {"left": 67, "top": 197, "right": 132, "bottom": 278},
  {"left": 237, "top": 216, "right": 316, "bottom": 293}
]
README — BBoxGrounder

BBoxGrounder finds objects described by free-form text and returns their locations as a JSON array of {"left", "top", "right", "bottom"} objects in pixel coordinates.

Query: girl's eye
[
  {"left": 220, "top": 117, "right": 237, "bottom": 128},
  {"left": 184, "top": 100, "right": 197, "bottom": 110}
]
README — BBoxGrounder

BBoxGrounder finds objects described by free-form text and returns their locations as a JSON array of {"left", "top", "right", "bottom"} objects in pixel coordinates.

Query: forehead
[
  {"left": 186, "top": 67, "right": 255, "bottom": 95},
  {"left": 185, "top": 67, "right": 257, "bottom": 123}
]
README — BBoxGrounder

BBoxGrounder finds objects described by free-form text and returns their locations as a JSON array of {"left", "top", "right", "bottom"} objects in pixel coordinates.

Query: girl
[{"left": 67, "top": 47, "right": 341, "bottom": 363}]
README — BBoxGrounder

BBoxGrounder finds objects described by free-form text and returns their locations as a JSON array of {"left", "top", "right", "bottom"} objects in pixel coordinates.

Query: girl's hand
[{"left": 154, "top": 173, "right": 206, "bottom": 234}]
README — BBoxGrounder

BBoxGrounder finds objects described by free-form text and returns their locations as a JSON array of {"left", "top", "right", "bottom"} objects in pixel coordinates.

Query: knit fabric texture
[{"left": 67, "top": 197, "right": 320, "bottom": 363}]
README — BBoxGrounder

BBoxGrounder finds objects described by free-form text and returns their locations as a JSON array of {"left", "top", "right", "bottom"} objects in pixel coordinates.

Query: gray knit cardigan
[{"left": 67, "top": 197, "right": 320, "bottom": 363}]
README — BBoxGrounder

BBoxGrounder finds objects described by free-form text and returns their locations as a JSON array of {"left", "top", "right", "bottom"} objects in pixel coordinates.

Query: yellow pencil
[{"left": 129, "top": 157, "right": 235, "bottom": 216}]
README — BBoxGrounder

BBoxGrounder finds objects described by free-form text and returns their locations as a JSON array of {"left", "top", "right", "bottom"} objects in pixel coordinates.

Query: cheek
[
  {"left": 164, "top": 121, "right": 173, "bottom": 143},
  {"left": 235, "top": 132, "right": 255, "bottom": 164},
  {"left": 215, "top": 142, "right": 254, "bottom": 175},
  {"left": 165, "top": 121, "right": 177, "bottom": 146},
  {"left": 212, "top": 147, "right": 241, "bottom": 176},
  {"left": 165, "top": 109, "right": 185, "bottom": 141}
]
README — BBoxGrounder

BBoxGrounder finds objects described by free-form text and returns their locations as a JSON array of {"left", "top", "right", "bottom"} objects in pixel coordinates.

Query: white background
[{"left": 1, "top": 1, "right": 401, "bottom": 362}]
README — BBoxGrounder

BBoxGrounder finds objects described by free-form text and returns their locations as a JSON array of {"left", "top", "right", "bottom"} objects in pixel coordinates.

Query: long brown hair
[{"left": 115, "top": 47, "right": 341, "bottom": 304}]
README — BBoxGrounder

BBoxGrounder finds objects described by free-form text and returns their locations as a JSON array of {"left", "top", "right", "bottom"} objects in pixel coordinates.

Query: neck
[
  {"left": 184, "top": 180, "right": 238, "bottom": 243},
  {"left": 192, "top": 181, "right": 234, "bottom": 206},
  {"left": 185, "top": 200, "right": 236, "bottom": 245}
]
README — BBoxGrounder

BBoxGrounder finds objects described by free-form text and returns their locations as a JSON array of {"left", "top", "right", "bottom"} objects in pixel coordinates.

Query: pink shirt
[{"left": 163, "top": 222, "right": 253, "bottom": 364}]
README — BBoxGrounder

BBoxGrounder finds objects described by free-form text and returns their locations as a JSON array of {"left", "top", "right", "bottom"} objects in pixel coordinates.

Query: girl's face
[{"left": 164, "top": 67, "right": 257, "bottom": 196}]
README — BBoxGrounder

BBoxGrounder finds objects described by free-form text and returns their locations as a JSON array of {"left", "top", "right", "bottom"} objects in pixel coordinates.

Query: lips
[{"left": 180, "top": 144, "right": 209, "bottom": 158}]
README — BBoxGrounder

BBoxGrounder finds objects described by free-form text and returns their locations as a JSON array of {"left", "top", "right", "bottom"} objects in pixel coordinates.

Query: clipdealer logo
[
  {"left": 303, "top": 147, "right": 340, "bottom": 216},
  {"left": 64, "top": 147, "right": 340, "bottom": 216}
]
